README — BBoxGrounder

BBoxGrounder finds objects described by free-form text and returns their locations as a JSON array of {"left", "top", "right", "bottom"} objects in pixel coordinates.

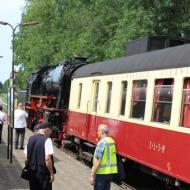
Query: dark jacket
[{"left": 27, "top": 134, "right": 48, "bottom": 174}]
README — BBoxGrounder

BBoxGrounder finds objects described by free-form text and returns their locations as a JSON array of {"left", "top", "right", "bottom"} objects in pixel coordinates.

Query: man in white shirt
[
  {"left": 24, "top": 123, "right": 55, "bottom": 190},
  {"left": 0, "top": 104, "right": 6, "bottom": 143},
  {"left": 14, "top": 103, "right": 28, "bottom": 149}
]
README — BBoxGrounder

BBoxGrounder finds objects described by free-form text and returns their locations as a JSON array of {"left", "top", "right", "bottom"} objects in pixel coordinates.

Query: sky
[{"left": 0, "top": 0, "right": 25, "bottom": 83}]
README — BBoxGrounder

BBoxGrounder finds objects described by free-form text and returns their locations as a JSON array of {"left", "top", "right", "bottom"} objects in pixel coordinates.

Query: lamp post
[{"left": 0, "top": 20, "right": 39, "bottom": 163}]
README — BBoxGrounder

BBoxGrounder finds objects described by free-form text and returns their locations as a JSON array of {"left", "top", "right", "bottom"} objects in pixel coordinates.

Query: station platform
[
  {"left": 0, "top": 125, "right": 122, "bottom": 190},
  {"left": 0, "top": 126, "right": 28, "bottom": 190}
]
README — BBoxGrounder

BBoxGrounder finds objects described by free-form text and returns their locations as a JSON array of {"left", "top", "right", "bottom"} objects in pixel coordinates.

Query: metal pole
[
  {"left": 8, "top": 25, "right": 15, "bottom": 163},
  {"left": 0, "top": 20, "right": 39, "bottom": 163},
  {"left": 12, "top": 28, "right": 15, "bottom": 127},
  {"left": 7, "top": 87, "right": 12, "bottom": 160},
  {"left": 10, "top": 126, "right": 13, "bottom": 163},
  {"left": 10, "top": 28, "right": 15, "bottom": 163}
]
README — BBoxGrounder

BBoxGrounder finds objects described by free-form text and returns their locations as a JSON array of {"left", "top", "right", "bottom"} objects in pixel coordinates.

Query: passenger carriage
[
  {"left": 65, "top": 44, "right": 190, "bottom": 188},
  {"left": 26, "top": 36, "right": 190, "bottom": 188}
]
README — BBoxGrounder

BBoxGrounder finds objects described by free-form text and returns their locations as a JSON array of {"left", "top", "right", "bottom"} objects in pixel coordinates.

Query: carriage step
[
  {"left": 62, "top": 140, "right": 72, "bottom": 145},
  {"left": 83, "top": 142, "right": 95, "bottom": 148},
  {"left": 82, "top": 151, "right": 93, "bottom": 162}
]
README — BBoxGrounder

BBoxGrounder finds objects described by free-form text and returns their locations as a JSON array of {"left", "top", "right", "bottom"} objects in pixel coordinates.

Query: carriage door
[{"left": 86, "top": 80, "right": 100, "bottom": 142}]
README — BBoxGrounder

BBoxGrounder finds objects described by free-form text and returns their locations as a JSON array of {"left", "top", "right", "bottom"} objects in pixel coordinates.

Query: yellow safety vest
[{"left": 94, "top": 137, "right": 118, "bottom": 174}]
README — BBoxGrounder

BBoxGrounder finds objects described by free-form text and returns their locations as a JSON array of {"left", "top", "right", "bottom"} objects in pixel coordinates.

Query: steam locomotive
[{"left": 26, "top": 36, "right": 190, "bottom": 189}]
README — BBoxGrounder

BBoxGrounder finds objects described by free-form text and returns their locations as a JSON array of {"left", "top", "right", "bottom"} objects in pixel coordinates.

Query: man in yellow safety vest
[{"left": 89, "top": 124, "right": 118, "bottom": 190}]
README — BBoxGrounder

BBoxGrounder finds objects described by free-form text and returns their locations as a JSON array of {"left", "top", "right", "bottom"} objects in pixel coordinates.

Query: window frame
[
  {"left": 105, "top": 81, "right": 112, "bottom": 114},
  {"left": 92, "top": 81, "right": 100, "bottom": 113},
  {"left": 152, "top": 78, "right": 174, "bottom": 124},
  {"left": 77, "top": 83, "right": 83, "bottom": 108},
  {"left": 180, "top": 78, "right": 190, "bottom": 128},
  {"left": 119, "top": 80, "right": 128, "bottom": 116},
  {"left": 130, "top": 80, "right": 147, "bottom": 120}
]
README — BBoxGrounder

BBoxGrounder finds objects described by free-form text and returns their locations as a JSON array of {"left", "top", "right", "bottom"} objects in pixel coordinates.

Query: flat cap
[
  {"left": 34, "top": 124, "right": 40, "bottom": 131},
  {"left": 38, "top": 123, "right": 52, "bottom": 130}
]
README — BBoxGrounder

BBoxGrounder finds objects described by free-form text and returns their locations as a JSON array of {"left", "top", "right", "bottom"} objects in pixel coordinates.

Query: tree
[
  {"left": 1, "top": 80, "right": 9, "bottom": 94},
  {"left": 14, "top": 0, "right": 190, "bottom": 89},
  {"left": 0, "top": 81, "right": 3, "bottom": 92}
]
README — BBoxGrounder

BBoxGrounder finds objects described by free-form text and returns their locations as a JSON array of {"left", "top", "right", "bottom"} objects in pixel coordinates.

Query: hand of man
[
  {"left": 89, "top": 176, "right": 95, "bottom": 185},
  {"left": 50, "top": 174, "right": 55, "bottom": 182}
]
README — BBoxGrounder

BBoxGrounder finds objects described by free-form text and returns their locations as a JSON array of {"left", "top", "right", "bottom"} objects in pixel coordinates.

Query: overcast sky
[{"left": 0, "top": 0, "right": 25, "bottom": 83}]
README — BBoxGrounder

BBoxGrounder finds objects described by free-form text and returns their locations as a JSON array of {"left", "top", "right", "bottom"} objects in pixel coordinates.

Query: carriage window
[
  {"left": 77, "top": 83, "right": 82, "bottom": 108},
  {"left": 181, "top": 78, "right": 190, "bottom": 128},
  {"left": 92, "top": 81, "right": 99, "bottom": 112},
  {"left": 152, "top": 79, "right": 174, "bottom": 124},
  {"left": 131, "top": 80, "right": 147, "bottom": 119},
  {"left": 105, "top": 82, "right": 112, "bottom": 113},
  {"left": 120, "top": 81, "right": 128, "bottom": 115}
]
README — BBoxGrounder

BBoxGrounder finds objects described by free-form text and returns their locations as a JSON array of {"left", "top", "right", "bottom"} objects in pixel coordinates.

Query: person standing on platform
[
  {"left": 14, "top": 103, "right": 28, "bottom": 149},
  {"left": 90, "top": 124, "right": 118, "bottom": 190},
  {"left": 0, "top": 104, "right": 6, "bottom": 143},
  {"left": 24, "top": 123, "right": 55, "bottom": 190}
]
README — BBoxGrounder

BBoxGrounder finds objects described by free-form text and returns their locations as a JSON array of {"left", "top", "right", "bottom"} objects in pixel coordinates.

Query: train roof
[{"left": 72, "top": 44, "right": 190, "bottom": 78}]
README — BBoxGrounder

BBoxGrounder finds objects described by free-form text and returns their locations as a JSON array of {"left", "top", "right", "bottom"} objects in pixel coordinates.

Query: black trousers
[
  {"left": 15, "top": 128, "right": 25, "bottom": 148},
  {"left": 94, "top": 174, "right": 113, "bottom": 190},
  {"left": 29, "top": 171, "right": 52, "bottom": 190},
  {"left": 0, "top": 124, "right": 3, "bottom": 143}
]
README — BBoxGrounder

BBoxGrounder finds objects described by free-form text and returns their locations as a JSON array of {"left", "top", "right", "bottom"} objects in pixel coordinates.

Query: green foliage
[
  {"left": 0, "top": 81, "right": 3, "bottom": 92},
  {"left": 0, "top": 93, "right": 7, "bottom": 103},
  {"left": 1, "top": 80, "right": 9, "bottom": 94},
  {"left": 14, "top": 0, "right": 190, "bottom": 89}
]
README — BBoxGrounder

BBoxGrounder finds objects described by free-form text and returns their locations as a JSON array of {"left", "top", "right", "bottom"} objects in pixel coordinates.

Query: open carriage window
[
  {"left": 181, "top": 78, "right": 190, "bottom": 128},
  {"left": 105, "top": 82, "right": 112, "bottom": 113},
  {"left": 77, "top": 83, "right": 82, "bottom": 108},
  {"left": 120, "top": 81, "right": 128, "bottom": 116},
  {"left": 92, "top": 81, "right": 100, "bottom": 112},
  {"left": 152, "top": 78, "right": 174, "bottom": 124},
  {"left": 131, "top": 80, "right": 147, "bottom": 119}
]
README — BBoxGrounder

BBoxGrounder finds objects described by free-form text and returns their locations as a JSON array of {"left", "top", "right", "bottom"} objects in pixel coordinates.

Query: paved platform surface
[
  {"left": 0, "top": 125, "right": 122, "bottom": 190},
  {"left": 0, "top": 126, "right": 28, "bottom": 190}
]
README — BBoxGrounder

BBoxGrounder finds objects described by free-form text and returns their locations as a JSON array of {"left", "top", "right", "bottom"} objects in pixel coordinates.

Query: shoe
[
  {"left": 20, "top": 147, "right": 24, "bottom": 150},
  {"left": 15, "top": 147, "right": 18, "bottom": 149}
]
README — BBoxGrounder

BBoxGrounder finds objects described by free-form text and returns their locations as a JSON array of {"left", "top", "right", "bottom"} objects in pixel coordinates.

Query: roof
[{"left": 72, "top": 44, "right": 190, "bottom": 78}]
